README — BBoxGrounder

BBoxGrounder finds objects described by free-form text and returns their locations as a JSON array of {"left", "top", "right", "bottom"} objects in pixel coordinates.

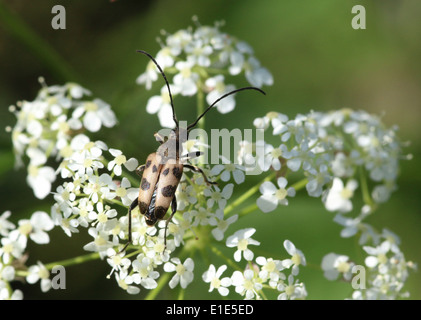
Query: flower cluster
[
  {"left": 0, "top": 210, "right": 54, "bottom": 299},
  {"left": 322, "top": 228, "right": 416, "bottom": 300},
  {"left": 203, "top": 234, "right": 307, "bottom": 300},
  {"left": 241, "top": 109, "right": 407, "bottom": 214},
  {"left": 8, "top": 79, "right": 117, "bottom": 199},
  {"left": 47, "top": 126, "right": 246, "bottom": 294},
  {"left": 5, "top": 18, "right": 416, "bottom": 300},
  {"left": 136, "top": 18, "right": 273, "bottom": 127},
  {"left": 105, "top": 160, "right": 244, "bottom": 294}
]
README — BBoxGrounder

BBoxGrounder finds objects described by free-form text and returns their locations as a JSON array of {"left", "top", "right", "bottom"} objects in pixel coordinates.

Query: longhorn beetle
[{"left": 120, "top": 50, "right": 265, "bottom": 252}]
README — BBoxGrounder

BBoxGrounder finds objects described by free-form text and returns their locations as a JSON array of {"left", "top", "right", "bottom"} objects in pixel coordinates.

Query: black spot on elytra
[
  {"left": 152, "top": 165, "right": 158, "bottom": 173},
  {"left": 161, "top": 185, "right": 177, "bottom": 198},
  {"left": 162, "top": 168, "right": 170, "bottom": 176},
  {"left": 141, "top": 178, "right": 150, "bottom": 191},
  {"left": 155, "top": 206, "right": 167, "bottom": 220},
  {"left": 172, "top": 167, "right": 182, "bottom": 180},
  {"left": 139, "top": 201, "right": 148, "bottom": 214},
  {"left": 145, "top": 160, "right": 152, "bottom": 169}
]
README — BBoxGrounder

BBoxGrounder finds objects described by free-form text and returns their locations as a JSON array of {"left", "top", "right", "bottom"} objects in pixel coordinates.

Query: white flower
[
  {"left": 211, "top": 160, "right": 245, "bottom": 184},
  {"left": 72, "top": 99, "right": 116, "bottom": 132},
  {"left": 321, "top": 253, "right": 354, "bottom": 281},
  {"left": 108, "top": 177, "right": 139, "bottom": 207},
  {"left": 231, "top": 269, "right": 262, "bottom": 300},
  {"left": 173, "top": 61, "right": 199, "bottom": 96},
  {"left": 82, "top": 173, "right": 113, "bottom": 204},
  {"left": 83, "top": 227, "right": 115, "bottom": 256},
  {"left": 286, "top": 143, "right": 315, "bottom": 172},
  {"left": 257, "top": 142, "right": 289, "bottom": 172},
  {"left": 277, "top": 274, "right": 307, "bottom": 300},
  {"left": 226, "top": 228, "right": 260, "bottom": 262},
  {"left": 190, "top": 206, "right": 213, "bottom": 227},
  {"left": 185, "top": 39, "right": 213, "bottom": 67},
  {"left": 51, "top": 204, "right": 79, "bottom": 237},
  {"left": 22, "top": 211, "right": 54, "bottom": 245},
  {"left": 175, "top": 183, "right": 197, "bottom": 211},
  {"left": 256, "top": 256, "right": 285, "bottom": 288},
  {"left": 115, "top": 269, "right": 140, "bottom": 295},
  {"left": 164, "top": 257, "right": 194, "bottom": 289},
  {"left": 0, "top": 211, "right": 15, "bottom": 237},
  {"left": 106, "top": 248, "right": 131, "bottom": 276},
  {"left": 145, "top": 85, "right": 180, "bottom": 128},
  {"left": 0, "top": 263, "right": 15, "bottom": 282},
  {"left": 202, "top": 264, "right": 232, "bottom": 296},
  {"left": 305, "top": 164, "right": 331, "bottom": 198},
  {"left": 253, "top": 112, "right": 288, "bottom": 135},
  {"left": 257, "top": 177, "right": 296, "bottom": 213},
  {"left": 243, "top": 57, "right": 273, "bottom": 88},
  {"left": 363, "top": 241, "right": 392, "bottom": 273},
  {"left": 324, "top": 178, "right": 358, "bottom": 213},
  {"left": 205, "top": 76, "right": 236, "bottom": 114},
  {"left": 136, "top": 60, "right": 159, "bottom": 90},
  {"left": 26, "top": 262, "right": 52, "bottom": 292},
  {"left": 144, "top": 236, "right": 170, "bottom": 265},
  {"left": 209, "top": 209, "right": 238, "bottom": 241},
  {"left": 88, "top": 202, "right": 117, "bottom": 228},
  {"left": 131, "top": 255, "right": 159, "bottom": 289},
  {"left": 203, "top": 183, "right": 233, "bottom": 209},
  {"left": 0, "top": 236, "right": 24, "bottom": 264},
  {"left": 107, "top": 149, "right": 138, "bottom": 176},
  {"left": 333, "top": 206, "right": 378, "bottom": 245},
  {"left": 0, "top": 282, "right": 23, "bottom": 300},
  {"left": 282, "top": 240, "right": 306, "bottom": 276},
  {"left": 155, "top": 46, "right": 179, "bottom": 68},
  {"left": 26, "top": 165, "right": 56, "bottom": 199}
]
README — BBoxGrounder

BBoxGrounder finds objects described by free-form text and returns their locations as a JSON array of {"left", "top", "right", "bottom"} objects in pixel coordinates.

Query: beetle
[{"left": 120, "top": 50, "right": 265, "bottom": 252}]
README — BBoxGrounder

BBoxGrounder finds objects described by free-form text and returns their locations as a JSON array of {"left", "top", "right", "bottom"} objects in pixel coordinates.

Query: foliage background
[{"left": 0, "top": 0, "right": 420, "bottom": 299}]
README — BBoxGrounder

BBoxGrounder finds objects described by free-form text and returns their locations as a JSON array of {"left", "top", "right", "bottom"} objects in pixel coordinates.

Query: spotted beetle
[{"left": 121, "top": 50, "right": 265, "bottom": 252}]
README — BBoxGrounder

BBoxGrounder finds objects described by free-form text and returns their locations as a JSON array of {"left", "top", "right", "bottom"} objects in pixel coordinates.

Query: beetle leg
[
  {"left": 135, "top": 164, "right": 146, "bottom": 177},
  {"left": 164, "top": 196, "right": 177, "bottom": 248},
  {"left": 118, "top": 198, "right": 138, "bottom": 254},
  {"left": 181, "top": 151, "right": 203, "bottom": 160},
  {"left": 184, "top": 164, "right": 217, "bottom": 185},
  {"left": 154, "top": 132, "right": 166, "bottom": 144}
]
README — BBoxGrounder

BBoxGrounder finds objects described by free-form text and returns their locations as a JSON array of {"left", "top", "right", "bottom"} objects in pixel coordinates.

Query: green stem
[
  {"left": 0, "top": 1, "right": 79, "bottom": 82},
  {"left": 238, "top": 203, "right": 258, "bottom": 218},
  {"left": 145, "top": 272, "right": 171, "bottom": 300},
  {"left": 290, "top": 177, "right": 308, "bottom": 191},
  {"left": 197, "top": 84, "right": 205, "bottom": 131},
  {"left": 16, "top": 252, "right": 101, "bottom": 277},
  {"left": 43, "top": 252, "right": 101, "bottom": 269},
  {"left": 196, "top": 84, "right": 206, "bottom": 166},
  {"left": 359, "top": 166, "right": 374, "bottom": 207},
  {"left": 177, "top": 287, "right": 185, "bottom": 300}
]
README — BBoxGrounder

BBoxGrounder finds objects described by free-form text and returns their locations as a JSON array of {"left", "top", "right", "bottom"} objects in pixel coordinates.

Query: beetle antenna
[
  {"left": 187, "top": 86, "right": 266, "bottom": 130},
  {"left": 137, "top": 50, "right": 178, "bottom": 127}
]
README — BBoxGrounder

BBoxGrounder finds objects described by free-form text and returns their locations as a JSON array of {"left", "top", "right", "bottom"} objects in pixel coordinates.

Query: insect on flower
[{"left": 120, "top": 50, "right": 266, "bottom": 252}]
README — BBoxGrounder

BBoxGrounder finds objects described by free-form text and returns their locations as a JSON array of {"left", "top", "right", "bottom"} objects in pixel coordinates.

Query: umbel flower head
[
  {"left": 248, "top": 109, "right": 409, "bottom": 214},
  {"left": 136, "top": 17, "right": 273, "bottom": 127},
  {"left": 8, "top": 78, "right": 117, "bottom": 199}
]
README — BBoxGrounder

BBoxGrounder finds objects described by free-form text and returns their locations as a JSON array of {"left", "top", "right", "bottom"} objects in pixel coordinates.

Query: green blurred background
[{"left": 0, "top": 0, "right": 420, "bottom": 299}]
